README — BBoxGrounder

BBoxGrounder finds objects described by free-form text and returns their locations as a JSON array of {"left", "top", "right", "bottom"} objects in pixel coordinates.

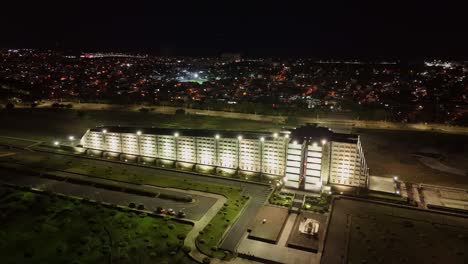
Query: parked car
[
  {"left": 167, "top": 208, "right": 176, "bottom": 215},
  {"left": 156, "top": 207, "right": 166, "bottom": 214},
  {"left": 128, "top": 202, "right": 136, "bottom": 208},
  {"left": 137, "top": 204, "right": 145, "bottom": 210},
  {"left": 177, "top": 211, "right": 186, "bottom": 218}
]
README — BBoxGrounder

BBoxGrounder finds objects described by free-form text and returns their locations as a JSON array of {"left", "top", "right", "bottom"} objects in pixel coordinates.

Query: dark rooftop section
[
  {"left": 289, "top": 124, "right": 359, "bottom": 144},
  {"left": 89, "top": 124, "right": 359, "bottom": 143},
  {"left": 90, "top": 126, "right": 284, "bottom": 140}
]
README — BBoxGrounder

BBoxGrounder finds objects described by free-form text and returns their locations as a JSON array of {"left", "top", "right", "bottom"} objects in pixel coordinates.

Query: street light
[
  {"left": 68, "top": 136, "right": 75, "bottom": 141},
  {"left": 102, "top": 129, "right": 107, "bottom": 134},
  {"left": 53, "top": 141, "right": 60, "bottom": 146},
  {"left": 321, "top": 139, "right": 327, "bottom": 145},
  {"left": 284, "top": 134, "right": 290, "bottom": 138},
  {"left": 393, "top": 176, "right": 399, "bottom": 181},
  {"left": 237, "top": 135, "right": 242, "bottom": 140},
  {"left": 260, "top": 137, "right": 265, "bottom": 142},
  {"left": 273, "top": 133, "right": 278, "bottom": 138},
  {"left": 136, "top": 130, "right": 142, "bottom": 136},
  {"left": 215, "top": 134, "right": 220, "bottom": 139},
  {"left": 174, "top": 132, "right": 179, "bottom": 137}
]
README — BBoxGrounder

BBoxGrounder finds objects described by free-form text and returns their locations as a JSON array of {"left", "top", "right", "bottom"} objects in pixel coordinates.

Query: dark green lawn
[{"left": 0, "top": 186, "right": 194, "bottom": 264}]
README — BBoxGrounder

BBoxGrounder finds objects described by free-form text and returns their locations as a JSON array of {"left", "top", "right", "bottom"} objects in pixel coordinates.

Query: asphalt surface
[
  {"left": 219, "top": 183, "right": 272, "bottom": 251},
  {"left": 0, "top": 169, "right": 216, "bottom": 220}
]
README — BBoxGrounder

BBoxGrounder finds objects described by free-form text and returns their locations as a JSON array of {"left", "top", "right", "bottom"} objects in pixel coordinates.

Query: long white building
[{"left": 80, "top": 125, "right": 369, "bottom": 192}]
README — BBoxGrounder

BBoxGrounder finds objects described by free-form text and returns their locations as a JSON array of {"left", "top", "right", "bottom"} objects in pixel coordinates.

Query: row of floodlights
[
  {"left": 292, "top": 139, "right": 327, "bottom": 146},
  {"left": 101, "top": 129, "right": 292, "bottom": 141},
  {"left": 101, "top": 129, "right": 329, "bottom": 146}
]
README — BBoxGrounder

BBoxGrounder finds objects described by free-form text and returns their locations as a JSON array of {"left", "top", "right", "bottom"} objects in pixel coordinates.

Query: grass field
[
  {"left": 0, "top": 150, "right": 247, "bottom": 259},
  {"left": 357, "top": 129, "right": 468, "bottom": 188},
  {"left": 0, "top": 108, "right": 282, "bottom": 142},
  {"left": 0, "top": 186, "right": 194, "bottom": 264}
]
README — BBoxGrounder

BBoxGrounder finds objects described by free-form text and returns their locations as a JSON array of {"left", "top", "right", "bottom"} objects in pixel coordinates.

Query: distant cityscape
[{"left": 1, "top": 49, "right": 466, "bottom": 125}]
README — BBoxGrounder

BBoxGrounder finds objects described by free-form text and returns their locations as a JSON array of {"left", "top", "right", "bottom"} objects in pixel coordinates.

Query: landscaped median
[
  {"left": 0, "top": 151, "right": 252, "bottom": 261},
  {"left": 196, "top": 192, "right": 249, "bottom": 259}
]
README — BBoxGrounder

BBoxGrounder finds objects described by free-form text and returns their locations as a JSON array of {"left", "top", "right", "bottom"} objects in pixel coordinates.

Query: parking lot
[{"left": 0, "top": 169, "right": 217, "bottom": 220}]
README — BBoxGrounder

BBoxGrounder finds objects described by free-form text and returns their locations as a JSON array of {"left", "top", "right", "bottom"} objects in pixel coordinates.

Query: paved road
[
  {"left": 219, "top": 184, "right": 272, "bottom": 251},
  {"left": 0, "top": 169, "right": 216, "bottom": 220}
]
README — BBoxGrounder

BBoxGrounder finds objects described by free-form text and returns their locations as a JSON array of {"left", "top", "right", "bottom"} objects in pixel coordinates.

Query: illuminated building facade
[{"left": 80, "top": 125, "right": 368, "bottom": 191}]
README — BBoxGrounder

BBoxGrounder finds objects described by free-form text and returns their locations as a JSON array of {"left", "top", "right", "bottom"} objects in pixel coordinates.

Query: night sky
[{"left": 1, "top": 1, "right": 466, "bottom": 59}]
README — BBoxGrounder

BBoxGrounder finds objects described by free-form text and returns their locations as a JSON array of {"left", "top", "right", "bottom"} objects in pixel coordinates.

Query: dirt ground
[{"left": 357, "top": 129, "right": 468, "bottom": 188}]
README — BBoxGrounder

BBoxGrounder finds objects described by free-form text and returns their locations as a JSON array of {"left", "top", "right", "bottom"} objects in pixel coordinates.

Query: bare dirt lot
[
  {"left": 322, "top": 198, "right": 468, "bottom": 264},
  {"left": 357, "top": 129, "right": 468, "bottom": 188}
]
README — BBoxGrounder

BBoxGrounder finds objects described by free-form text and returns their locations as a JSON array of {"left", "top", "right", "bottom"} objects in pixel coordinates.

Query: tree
[{"left": 5, "top": 102, "right": 14, "bottom": 109}]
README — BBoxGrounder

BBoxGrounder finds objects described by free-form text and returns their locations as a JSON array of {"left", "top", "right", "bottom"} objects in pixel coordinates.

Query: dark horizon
[{"left": 1, "top": 1, "right": 466, "bottom": 59}]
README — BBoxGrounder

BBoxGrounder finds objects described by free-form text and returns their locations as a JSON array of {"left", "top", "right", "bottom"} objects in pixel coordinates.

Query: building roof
[
  {"left": 289, "top": 124, "right": 359, "bottom": 144},
  {"left": 89, "top": 124, "right": 358, "bottom": 144},
  {"left": 90, "top": 126, "right": 287, "bottom": 140}
]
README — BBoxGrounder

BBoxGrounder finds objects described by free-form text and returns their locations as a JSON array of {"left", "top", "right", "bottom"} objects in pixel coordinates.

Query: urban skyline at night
[{"left": 0, "top": 1, "right": 467, "bottom": 264}]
